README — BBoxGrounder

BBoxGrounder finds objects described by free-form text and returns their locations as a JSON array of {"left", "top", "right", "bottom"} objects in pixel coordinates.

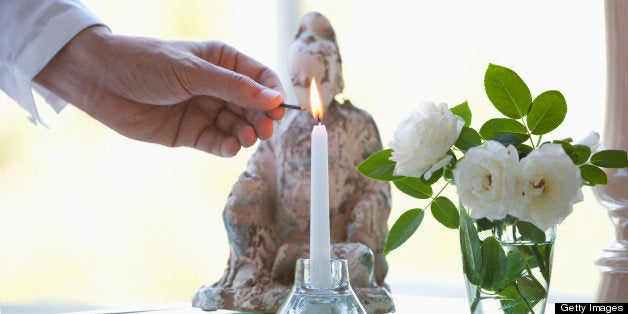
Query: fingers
[
  {"left": 187, "top": 63, "right": 282, "bottom": 140},
  {"left": 252, "top": 112, "right": 274, "bottom": 140},
  {"left": 194, "top": 128, "right": 241, "bottom": 157},
  {"left": 255, "top": 67, "right": 286, "bottom": 121},
  {"left": 214, "top": 108, "right": 257, "bottom": 147},
  {"left": 223, "top": 102, "right": 275, "bottom": 141},
  {"left": 171, "top": 42, "right": 293, "bottom": 157},
  {"left": 187, "top": 62, "right": 283, "bottom": 112},
  {"left": 265, "top": 106, "right": 286, "bottom": 120},
  {"left": 188, "top": 41, "right": 286, "bottom": 118}
]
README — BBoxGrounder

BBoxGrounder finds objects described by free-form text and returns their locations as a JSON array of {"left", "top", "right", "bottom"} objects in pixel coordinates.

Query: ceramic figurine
[{"left": 193, "top": 12, "right": 394, "bottom": 314}]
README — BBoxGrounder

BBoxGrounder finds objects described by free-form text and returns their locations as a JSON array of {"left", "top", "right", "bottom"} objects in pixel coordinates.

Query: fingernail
[{"left": 260, "top": 89, "right": 282, "bottom": 103}]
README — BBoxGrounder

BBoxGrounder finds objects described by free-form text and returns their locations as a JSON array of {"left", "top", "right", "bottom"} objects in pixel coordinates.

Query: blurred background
[{"left": 0, "top": 0, "right": 609, "bottom": 313}]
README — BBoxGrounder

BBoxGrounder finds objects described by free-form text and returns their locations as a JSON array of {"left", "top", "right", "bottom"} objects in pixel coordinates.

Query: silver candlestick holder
[{"left": 277, "top": 258, "right": 367, "bottom": 314}]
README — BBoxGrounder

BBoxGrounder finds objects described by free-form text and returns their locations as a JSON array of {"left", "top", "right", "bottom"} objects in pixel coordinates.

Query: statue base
[{"left": 193, "top": 284, "right": 394, "bottom": 314}]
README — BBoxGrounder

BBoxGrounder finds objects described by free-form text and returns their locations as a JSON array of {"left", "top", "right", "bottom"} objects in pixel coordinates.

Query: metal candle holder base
[{"left": 278, "top": 258, "right": 367, "bottom": 314}]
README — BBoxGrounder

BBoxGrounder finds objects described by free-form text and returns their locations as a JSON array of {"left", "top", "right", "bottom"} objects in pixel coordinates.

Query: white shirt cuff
[{"left": 0, "top": 0, "right": 105, "bottom": 126}]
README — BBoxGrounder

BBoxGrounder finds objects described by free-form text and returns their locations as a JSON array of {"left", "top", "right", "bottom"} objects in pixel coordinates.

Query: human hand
[{"left": 34, "top": 26, "right": 285, "bottom": 157}]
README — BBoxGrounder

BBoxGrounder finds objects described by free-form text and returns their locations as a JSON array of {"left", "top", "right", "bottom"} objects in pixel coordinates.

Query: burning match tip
[{"left": 279, "top": 103, "right": 308, "bottom": 111}]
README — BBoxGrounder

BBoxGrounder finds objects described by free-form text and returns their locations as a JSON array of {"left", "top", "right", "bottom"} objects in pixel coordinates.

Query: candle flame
[{"left": 309, "top": 78, "right": 323, "bottom": 122}]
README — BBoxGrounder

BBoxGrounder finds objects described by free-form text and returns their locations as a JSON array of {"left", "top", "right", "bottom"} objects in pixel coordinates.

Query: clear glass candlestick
[{"left": 277, "top": 258, "right": 367, "bottom": 314}]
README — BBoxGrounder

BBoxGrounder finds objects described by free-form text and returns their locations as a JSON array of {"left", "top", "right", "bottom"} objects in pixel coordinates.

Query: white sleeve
[{"left": 0, "top": 0, "right": 106, "bottom": 126}]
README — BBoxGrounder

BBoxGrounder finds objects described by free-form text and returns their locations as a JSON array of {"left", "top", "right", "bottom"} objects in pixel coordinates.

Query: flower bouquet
[{"left": 358, "top": 64, "right": 628, "bottom": 313}]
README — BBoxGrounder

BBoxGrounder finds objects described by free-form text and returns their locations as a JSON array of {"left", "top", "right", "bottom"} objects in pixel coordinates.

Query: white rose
[
  {"left": 389, "top": 101, "right": 464, "bottom": 179},
  {"left": 510, "top": 144, "right": 584, "bottom": 231},
  {"left": 577, "top": 131, "right": 602, "bottom": 153},
  {"left": 453, "top": 140, "right": 519, "bottom": 220}
]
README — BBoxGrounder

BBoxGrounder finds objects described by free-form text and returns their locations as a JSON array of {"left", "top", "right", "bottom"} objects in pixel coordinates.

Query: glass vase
[
  {"left": 277, "top": 258, "right": 367, "bottom": 314},
  {"left": 464, "top": 221, "right": 556, "bottom": 314}
]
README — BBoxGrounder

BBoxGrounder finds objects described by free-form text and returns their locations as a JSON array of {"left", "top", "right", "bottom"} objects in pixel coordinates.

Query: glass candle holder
[{"left": 277, "top": 258, "right": 367, "bottom": 314}]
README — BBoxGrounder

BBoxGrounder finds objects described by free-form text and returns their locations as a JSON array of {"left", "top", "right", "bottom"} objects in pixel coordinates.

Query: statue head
[{"left": 289, "top": 12, "right": 344, "bottom": 109}]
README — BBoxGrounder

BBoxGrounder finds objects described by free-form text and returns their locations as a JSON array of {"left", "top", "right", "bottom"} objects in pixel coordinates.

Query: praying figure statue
[{"left": 193, "top": 12, "right": 394, "bottom": 314}]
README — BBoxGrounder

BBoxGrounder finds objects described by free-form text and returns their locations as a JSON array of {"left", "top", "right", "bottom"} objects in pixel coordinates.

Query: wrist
[
  {"left": 66, "top": 25, "right": 113, "bottom": 63},
  {"left": 34, "top": 25, "right": 113, "bottom": 112}
]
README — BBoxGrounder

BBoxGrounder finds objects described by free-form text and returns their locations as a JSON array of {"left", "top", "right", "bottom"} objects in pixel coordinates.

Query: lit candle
[{"left": 309, "top": 78, "right": 331, "bottom": 265}]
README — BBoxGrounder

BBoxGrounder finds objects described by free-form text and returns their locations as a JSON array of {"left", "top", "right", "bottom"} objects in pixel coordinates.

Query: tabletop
[{"left": 63, "top": 295, "right": 556, "bottom": 314}]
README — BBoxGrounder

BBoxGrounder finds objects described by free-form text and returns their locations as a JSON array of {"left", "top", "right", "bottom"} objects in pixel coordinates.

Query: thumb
[{"left": 189, "top": 61, "right": 283, "bottom": 111}]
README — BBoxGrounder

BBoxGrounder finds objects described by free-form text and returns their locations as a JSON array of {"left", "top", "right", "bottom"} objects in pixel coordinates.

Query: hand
[{"left": 34, "top": 26, "right": 286, "bottom": 157}]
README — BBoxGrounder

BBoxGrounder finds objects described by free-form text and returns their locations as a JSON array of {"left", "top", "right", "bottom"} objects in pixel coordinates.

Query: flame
[{"left": 309, "top": 78, "right": 323, "bottom": 122}]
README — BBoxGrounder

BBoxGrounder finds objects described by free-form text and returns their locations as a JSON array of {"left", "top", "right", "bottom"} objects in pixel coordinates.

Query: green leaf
[
  {"left": 523, "top": 252, "right": 540, "bottom": 269},
  {"left": 516, "top": 144, "right": 533, "bottom": 155},
  {"left": 551, "top": 140, "right": 575, "bottom": 155},
  {"left": 393, "top": 177, "right": 433, "bottom": 199},
  {"left": 517, "top": 221, "right": 546, "bottom": 243},
  {"left": 517, "top": 275, "right": 547, "bottom": 302},
  {"left": 484, "top": 64, "right": 532, "bottom": 119},
  {"left": 580, "top": 164, "right": 608, "bottom": 186},
  {"left": 499, "top": 299, "right": 524, "bottom": 313},
  {"left": 421, "top": 168, "right": 443, "bottom": 185},
  {"left": 538, "top": 243, "right": 553, "bottom": 282},
  {"left": 501, "top": 298, "right": 530, "bottom": 314},
  {"left": 491, "top": 134, "right": 525, "bottom": 147},
  {"left": 499, "top": 275, "right": 546, "bottom": 304},
  {"left": 498, "top": 285, "right": 522, "bottom": 301},
  {"left": 476, "top": 218, "right": 497, "bottom": 232},
  {"left": 442, "top": 151, "right": 458, "bottom": 184},
  {"left": 443, "top": 166, "right": 455, "bottom": 184},
  {"left": 431, "top": 196, "right": 460, "bottom": 229},
  {"left": 481, "top": 236, "right": 507, "bottom": 291},
  {"left": 503, "top": 215, "right": 518, "bottom": 225},
  {"left": 479, "top": 118, "right": 529, "bottom": 142},
  {"left": 526, "top": 90, "right": 567, "bottom": 135},
  {"left": 515, "top": 244, "right": 550, "bottom": 278},
  {"left": 357, "top": 149, "right": 400, "bottom": 181},
  {"left": 590, "top": 150, "right": 628, "bottom": 168},
  {"left": 550, "top": 140, "right": 579, "bottom": 164},
  {"left": 496, "top": 251, "right": 527, "bottom": 289},
  {"left": 383, "top": 208, "right": 425, "bottom": 255},
  {"left": 454, "top": 127, "right": 482, "bottom": 151},
  {"left": 571, "top": 144, "right": 592, "bottom": 165},
  {"left": 451, "top": 101, "right": 472, "bottom": 127},
  {"left": 459, "top": 205, "right": 483, "bottom": 285}
]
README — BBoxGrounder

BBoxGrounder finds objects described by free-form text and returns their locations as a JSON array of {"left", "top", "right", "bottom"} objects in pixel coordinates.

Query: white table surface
[{"left": 63, "top": 295, "right": 556, "bottom": 314}]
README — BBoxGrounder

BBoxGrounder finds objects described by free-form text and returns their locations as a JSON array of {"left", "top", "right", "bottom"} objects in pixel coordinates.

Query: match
[{"left": 279, "top": 103, "right": 308, "bottom": 111}]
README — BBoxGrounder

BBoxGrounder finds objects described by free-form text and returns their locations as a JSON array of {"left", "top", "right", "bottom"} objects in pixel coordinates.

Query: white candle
[
  {"left": 310, "top": 122, "right": 331, "bottom": 261},
  {"left": 308, "top": 77, "right": 332, "bottom": 287}
]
